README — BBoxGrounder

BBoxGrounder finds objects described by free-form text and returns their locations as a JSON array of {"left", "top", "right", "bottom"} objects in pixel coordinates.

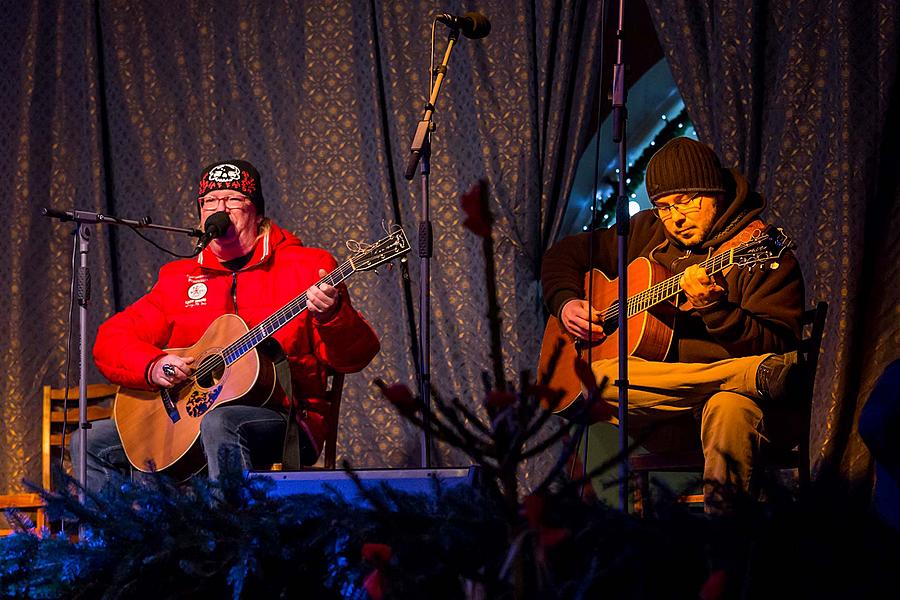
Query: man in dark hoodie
[
  {"left": 72, "top": 160, "right": 380, "bottom": 491},
  {"left": 541, "top": 137, "right": 805, "bottom": 503}
]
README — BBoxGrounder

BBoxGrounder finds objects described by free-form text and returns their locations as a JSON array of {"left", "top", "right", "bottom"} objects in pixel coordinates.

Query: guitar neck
[
  {"left": 623, "top": 248, "right": 738, "bottom": 317},
  {"left": 222, "top": 260, "right": 357, "bottom": 365}
]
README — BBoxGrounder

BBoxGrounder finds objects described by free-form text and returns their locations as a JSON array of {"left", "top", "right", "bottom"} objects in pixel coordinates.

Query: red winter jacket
[{"left": 93, "top": 221, "right": 380, "bottom": 460}]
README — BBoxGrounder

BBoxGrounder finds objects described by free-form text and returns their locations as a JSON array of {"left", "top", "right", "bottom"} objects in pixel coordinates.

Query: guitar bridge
[{"left": 160, "top": 388, "right": 181, "bottom": 423}]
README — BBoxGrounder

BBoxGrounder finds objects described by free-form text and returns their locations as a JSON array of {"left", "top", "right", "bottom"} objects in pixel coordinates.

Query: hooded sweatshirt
[
  {"left": 541, "top": 169, "right": 804, "bottom": 363},
  {"left": 93, "top": 221, "right": 380, "bottom": 460}
]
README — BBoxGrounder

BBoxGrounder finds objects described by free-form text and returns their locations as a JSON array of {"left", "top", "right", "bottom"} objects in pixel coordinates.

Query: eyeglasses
[
  {"left": 652, "top": 193, "right": 702, "bottom": 219},
  {"left": 199, "top": 196, "right": 250, "bottom": 211}
]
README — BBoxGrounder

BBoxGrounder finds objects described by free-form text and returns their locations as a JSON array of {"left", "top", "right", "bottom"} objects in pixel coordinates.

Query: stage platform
[{"left": 247, "top": 466, "right": 481, "bottom": 503}]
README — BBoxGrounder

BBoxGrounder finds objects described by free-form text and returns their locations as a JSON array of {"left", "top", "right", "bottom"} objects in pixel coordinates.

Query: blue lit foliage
[
  {"left": 586, "top": 109, "right": 695, "bottom": 231},
  {"left": 2, "top": 433, "right": 896, "bottom": 598},
  {"left": 0, "top": 466, "right": 506, "bottom": 599}
]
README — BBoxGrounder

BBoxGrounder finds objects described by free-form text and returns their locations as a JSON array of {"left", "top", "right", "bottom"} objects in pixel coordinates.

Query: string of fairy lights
[{"left": 584, "top": 108, "right": 695, "bottom": 231}]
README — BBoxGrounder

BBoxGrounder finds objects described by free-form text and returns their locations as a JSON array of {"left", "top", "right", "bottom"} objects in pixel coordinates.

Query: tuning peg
[{"left": 770, "top": 262, "right": 780, "bottom": 270}]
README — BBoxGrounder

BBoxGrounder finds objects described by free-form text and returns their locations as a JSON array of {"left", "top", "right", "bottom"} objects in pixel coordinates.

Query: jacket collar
[{"left": 195, "top": 222, "right": 295, "bottom": 272}]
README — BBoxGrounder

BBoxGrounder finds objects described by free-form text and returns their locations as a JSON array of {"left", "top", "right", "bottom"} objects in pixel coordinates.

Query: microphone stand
[
  {"left": 42, "top": 207, "right": 200, "bottom": 503},
  {"left": 404, "top": 26, "right": 461, "bottom": 468},
  {"left": 610, "top": 0, "right": 631, "bottom": 513}
]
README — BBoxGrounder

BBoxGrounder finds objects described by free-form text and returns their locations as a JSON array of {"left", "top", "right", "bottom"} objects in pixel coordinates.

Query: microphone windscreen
[
  {"left": 463, "top": 12, "right": 491, "bottom": 39},
  {"left": 204, "top": 211, "right": 231, "bottom": 236}
]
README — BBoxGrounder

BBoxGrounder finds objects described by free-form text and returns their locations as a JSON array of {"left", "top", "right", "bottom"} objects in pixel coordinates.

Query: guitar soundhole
[
  {"left": 195, "top": 354, "right": 226, "bottom": 389},
  {"left": 602, "top": 317, "right": 617, "bottom": 335},
  {"left": 573, "top": 317, "right": 615, "bottom": 351}
]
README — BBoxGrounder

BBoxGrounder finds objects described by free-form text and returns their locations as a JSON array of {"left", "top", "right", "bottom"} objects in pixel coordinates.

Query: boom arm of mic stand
[
  {"left": 404, "top": 29, "right": 459, "bottom": 181},
  {"left": 42, "top": 206, "right": 202, "bottom": 237}
]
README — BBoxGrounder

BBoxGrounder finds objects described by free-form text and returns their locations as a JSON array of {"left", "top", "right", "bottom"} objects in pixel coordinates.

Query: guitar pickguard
[{"left": 185, "top": 385, "right": 223, "bottom": 418}]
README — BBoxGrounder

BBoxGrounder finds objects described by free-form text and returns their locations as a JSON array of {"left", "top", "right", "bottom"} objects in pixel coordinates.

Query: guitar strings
[
  {"left": 212, "top": 232, "right": 404, "bottom": 375},
  {"left": 600, "top": 252, "right": 727, "bottom": 321},
  {"left": 597, "top": 234, "right": 771, "bottom": 323},
  {"left": 185, "top": 257, "right": 356, "bottom": 384},
  {"left": 166, "top": 231, "right": 407, "bottom": 392}
]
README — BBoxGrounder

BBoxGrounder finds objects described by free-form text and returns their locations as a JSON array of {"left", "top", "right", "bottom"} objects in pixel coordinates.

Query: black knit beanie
[
  {"left": 645, "top": 137, "right": 726, "bottom": 202},
  {"left": 197, "top": 159, "right": 265, "bottom": 215}
]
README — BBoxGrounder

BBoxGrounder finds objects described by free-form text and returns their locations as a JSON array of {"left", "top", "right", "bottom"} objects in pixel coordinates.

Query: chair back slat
[
  {"left": 2, "top": 382, "right": 116, "bottom": 535},
  {"left": 322, "top": 372, "right": 345, "bottom": 470},
  {"left": 252, "top": 369, "right": 345, "bottom": 472},
  {"left": 799, "top": 301, "right": 828, "bottom": 393}
]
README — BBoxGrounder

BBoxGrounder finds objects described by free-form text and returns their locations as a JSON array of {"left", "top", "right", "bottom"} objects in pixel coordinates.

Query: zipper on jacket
[{"left": 230, "top": 272, "right": 238, "bottom": 313}]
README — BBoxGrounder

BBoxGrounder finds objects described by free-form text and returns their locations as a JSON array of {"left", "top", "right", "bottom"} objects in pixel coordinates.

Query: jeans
[{"left": 70, "top": 405, "right": 288, "bottom": 493}]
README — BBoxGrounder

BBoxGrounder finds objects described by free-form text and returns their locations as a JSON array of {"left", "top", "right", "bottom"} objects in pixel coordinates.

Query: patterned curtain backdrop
[
  {"left": 645, "top": 0, "right": 900, "bottom": 492},
  {"left": 0, "top": 2, "right": 117, "bottom": 489},
  {"left": 0, "top": 0, "right": 602, "bottom": 491}
]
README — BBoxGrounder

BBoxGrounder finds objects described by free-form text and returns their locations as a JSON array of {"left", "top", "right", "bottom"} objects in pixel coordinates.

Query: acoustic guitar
[
  {"left": 537, "top": 225, "right": 793, "bottom": 416},
  {"left": 114, "top": 228, "right": 411, "bottom": 480}
]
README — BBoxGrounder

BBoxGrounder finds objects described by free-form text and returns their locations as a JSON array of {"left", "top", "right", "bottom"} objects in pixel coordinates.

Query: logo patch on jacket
[{"left": 186, "top": 282, "right": 208, "bottom": 307}]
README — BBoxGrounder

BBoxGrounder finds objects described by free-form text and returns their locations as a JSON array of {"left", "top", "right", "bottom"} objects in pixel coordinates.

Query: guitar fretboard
[
  {"left": 221, "top": 259, "right": 357, "bottom": 365},
  {"left": 602, "top": 247, "right": 738, "bottom": 321},
  {"left": 169, "top": 228, "right": 409, "bottom": 392}
]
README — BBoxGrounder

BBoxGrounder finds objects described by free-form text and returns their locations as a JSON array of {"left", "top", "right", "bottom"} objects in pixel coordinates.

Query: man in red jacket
[{"left": 72, "top": 159, "right": 380, "bottom": 491}]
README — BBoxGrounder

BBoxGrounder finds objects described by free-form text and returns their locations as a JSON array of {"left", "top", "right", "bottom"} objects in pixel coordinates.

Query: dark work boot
[{"left": 756, "top": 352, "right": 808, "bottom": 403}]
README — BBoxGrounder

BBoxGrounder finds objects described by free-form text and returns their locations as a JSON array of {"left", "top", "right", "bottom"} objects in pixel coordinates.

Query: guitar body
[
  {"left": 537, "top": 257, "right": 676, "bottom": 415},
  {"left": 114, "top": 313, "right": 276, "bottom": 480}
]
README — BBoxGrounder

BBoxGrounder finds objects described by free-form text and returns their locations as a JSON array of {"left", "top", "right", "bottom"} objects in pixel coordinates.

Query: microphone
[
  {"left": 435, "top": 11, "right": 491, "bottom": 39},
  {"left": 193, "top": 211, "right": 231, "bottom": 255}
]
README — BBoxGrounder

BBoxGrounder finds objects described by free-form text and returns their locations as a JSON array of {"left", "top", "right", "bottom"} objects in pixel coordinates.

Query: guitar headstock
[
  {"left": 350, "top": 228, "right": 411, "bottom": 272},
  {"left": 733, "top": 226, "right": 794, "bottom": 270}
]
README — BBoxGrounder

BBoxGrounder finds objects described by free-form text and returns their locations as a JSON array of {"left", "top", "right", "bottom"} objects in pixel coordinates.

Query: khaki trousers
[{"left": 591, "top": 355, "right": 770, "bottom": 497}]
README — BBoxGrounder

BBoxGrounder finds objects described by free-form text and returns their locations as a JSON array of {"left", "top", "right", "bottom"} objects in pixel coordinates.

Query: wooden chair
[
  {"left": 629, "top": 301, "right": 828, "bottom": 515},
  {"left": 319, "top": 371, "right": 345, "bottom": 470},
  {"left": 0, "top": 493, "right": 46, "bottom": 536},
  {"left": 269, "top": 370, "right": 345, "bottom": 471},
  {"left": 0, "top": 383, "right": 116, "bottom": 535}
]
